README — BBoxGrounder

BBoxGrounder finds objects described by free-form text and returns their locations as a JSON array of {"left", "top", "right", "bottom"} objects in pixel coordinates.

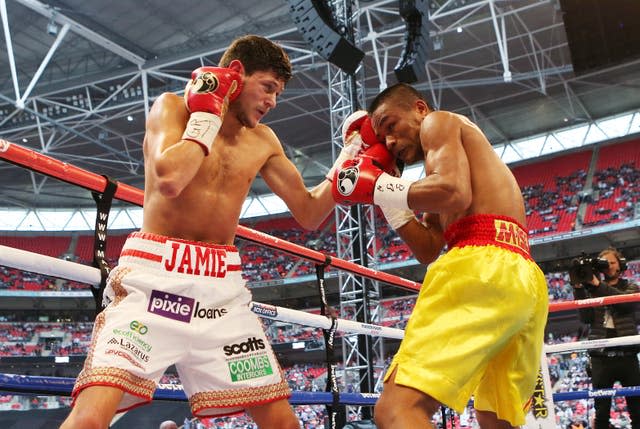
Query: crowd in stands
[
  {"left": 0, "top": 321, "right": 91, "bottom": 357},
  {"left": 583, "top": 139, "right": 640, "bottom": 228},
  {"left": 512, "top": 150, "right": 592, "bottom": 236}
]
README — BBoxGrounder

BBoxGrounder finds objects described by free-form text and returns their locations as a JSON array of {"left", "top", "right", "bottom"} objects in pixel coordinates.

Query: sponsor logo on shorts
[
  {"left": 193, "top": 304, "right": 227, "bottom": 320},
  {"left": 250, "top": 303, "right": 278, "bottom": 318},
  {"left": 0, "top": 139, "right": 9, "bottom": 152},
  {"left": 106, "top": 348, "right": 144, "bottom": 370},
  {"left": 148, "top": 290, "right": 227, "bottom": 323},
  {"left": 148, "top": 290, "right": 194, "bottom": 323},
  {"left": 223, "top": 337, "right": 266, "bottom": 356},
  {"left": 227, "top": 355, "right": 273, "bottom": 382},
  {"left": 163, "top": 240, "right": 228, "bottom": 277},
  {"left": 129, "top": 320, "right": 148, "bottom": 335},
  {"left": 108, "top": 337, "right": 150, "bottom": 363},
  {"left": 494, "top": 219, "right": 530, "bottom": 254},
  {"left": 113, "top": 328, "right": 152, "bottom": 352}
]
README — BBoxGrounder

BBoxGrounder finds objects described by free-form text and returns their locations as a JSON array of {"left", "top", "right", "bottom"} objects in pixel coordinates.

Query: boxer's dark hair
[
  {"left": 220, "top": 35, "right": 292, "bottom": 83},
  {"left": 368, "top": 83, "right": 430, "bottom": 113}
]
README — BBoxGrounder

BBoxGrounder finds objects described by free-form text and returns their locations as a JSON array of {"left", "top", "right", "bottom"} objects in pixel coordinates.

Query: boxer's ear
[{"left": 228, "top": 60, "right": 244, "bottom": 75}]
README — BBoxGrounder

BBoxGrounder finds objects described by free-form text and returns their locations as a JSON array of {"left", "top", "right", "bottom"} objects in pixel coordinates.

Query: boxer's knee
[
  {"left": 374, "top": 370, "right": 438, "bottom": 429},
  {"left": 374, "top": 392, "right": 437, "bottom": 429},
  {"left": 255, "top": 413, "right": 299, "bottom": 429},
  {"left": 60, "top": 386, "right": 123, "bottom": 429},
  {"left": 247, "top": 398, "right": 300, "bottom": 429},
  {"left": 60, "top": 408, "right": 109, "bottom": 429}
]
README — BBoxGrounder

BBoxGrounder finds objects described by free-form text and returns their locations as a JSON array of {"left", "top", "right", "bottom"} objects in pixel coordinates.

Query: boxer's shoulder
[
  {"left": 148, "top": 92, "right": 188, "bottom": 124},
  {"left": 238, "top": 123, "right": 281, "bottom": 152},
  {"left": 153, "top": 92, "right": 183, "bottom": 109}
]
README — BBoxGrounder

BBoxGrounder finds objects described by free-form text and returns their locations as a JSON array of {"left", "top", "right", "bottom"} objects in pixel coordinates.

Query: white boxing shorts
[{"left": 72, "top": 232, "right": 291, "bottom": 417}]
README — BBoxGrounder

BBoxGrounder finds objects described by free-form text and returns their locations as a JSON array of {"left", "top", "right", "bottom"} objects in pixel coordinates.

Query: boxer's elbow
[
  {"left": 155, "top": 165, "right": 186, "bottom": 198},
  {"left": 414, "top": 249, "right": 439, "bottom": 265},
  {"left": 157, "top": 180, "right": 183, "bottom": 198},
  {"left": 288, "top": 192, "right": 332, "bottom": 230},
  {"left": 294, "top": 214, "right": 322, "bottom": 231}
]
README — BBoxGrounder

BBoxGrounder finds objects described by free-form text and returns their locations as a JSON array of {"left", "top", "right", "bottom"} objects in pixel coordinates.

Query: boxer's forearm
[
  {"left": 154, "top": 141, "right": 206, "bottom": 198},
  {"left": 395, "top": 219, "right": 445, "bottom": 264},
  {"left": 291, "top": 179, "right": 336, "bottom": 230}
]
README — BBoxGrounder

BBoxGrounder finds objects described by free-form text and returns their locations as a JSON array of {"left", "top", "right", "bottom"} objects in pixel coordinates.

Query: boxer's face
[
  {"left": 371, "top": 102, "right": 424, "bottom": 165},
  {"left": 233, "top": 70, "right": 285, "bottom": 128}
]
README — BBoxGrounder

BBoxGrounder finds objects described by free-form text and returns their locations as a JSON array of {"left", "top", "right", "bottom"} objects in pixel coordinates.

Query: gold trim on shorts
[
  {"left": 82, "top": 266, "right": 131, "bottom": 372},
  {"left": 73, "top": 366, "right": 156, "bottom": 399},
  {"left": 190, "top": 380, "right": 291, "bottom": 412}
]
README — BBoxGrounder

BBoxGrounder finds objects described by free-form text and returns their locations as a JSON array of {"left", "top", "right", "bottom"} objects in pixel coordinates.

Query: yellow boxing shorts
[{"left": 384, "top": 214, "right": 548, "bottom": 426}]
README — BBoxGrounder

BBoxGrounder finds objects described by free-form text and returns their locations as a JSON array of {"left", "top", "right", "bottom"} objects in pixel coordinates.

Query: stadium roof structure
[{"left": 1, "top": 0, "right": 639, "bottom": 214}]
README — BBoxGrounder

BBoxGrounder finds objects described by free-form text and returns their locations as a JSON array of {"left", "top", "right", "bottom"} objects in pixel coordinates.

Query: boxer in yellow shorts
[
  {"left": 333, "top": 83, "right": 551, "bottom": 429},
  {"left": 385, "top": 214, "right": 548, "bottom": 425}
]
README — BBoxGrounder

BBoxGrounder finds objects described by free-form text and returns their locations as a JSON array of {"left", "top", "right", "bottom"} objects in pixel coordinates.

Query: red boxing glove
[
  {"left": 184, "top": 66, "right": 242, "bottom": 115},
  {"left": 332, "top": 157, "right": 380, "bottom": 205},
  {"left": 358, "top": 116, "right": 404, "bottom": 177},
  {"left": 361, "top": 140, "right": 401, "bottom": 177},
  {"left": 182, "top": 66, "right": 242, "bottom": 155},
  {"left": 332, "top": 156, "right": 412, "bottom": 209},
  {"left": 358, "top": 115, "right": 380, "bottom": 152}
]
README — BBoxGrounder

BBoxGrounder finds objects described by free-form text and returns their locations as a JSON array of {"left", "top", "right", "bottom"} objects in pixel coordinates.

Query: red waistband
[
  {"left": 443, "top": 214, "right": 532, "bottom": 261},
  {"left": 128, "top": 231, "right": 238, "bottom": 252}
]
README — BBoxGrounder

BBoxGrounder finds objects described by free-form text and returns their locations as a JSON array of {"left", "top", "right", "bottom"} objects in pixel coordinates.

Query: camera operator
[{"left": 571, "top": 247, "right": 640, "bottom": 429}]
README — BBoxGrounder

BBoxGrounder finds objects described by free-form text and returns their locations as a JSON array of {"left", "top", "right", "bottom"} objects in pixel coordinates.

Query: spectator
[{"left": 571, "top": 247, "right": 640, "bottom": 429}]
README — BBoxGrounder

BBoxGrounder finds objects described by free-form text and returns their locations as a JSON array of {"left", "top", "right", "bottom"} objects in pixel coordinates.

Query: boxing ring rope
[
  {"left": 0, "top": 245, "right": 405, "bottom": 340},
  {"left": 2, "top": 139, "right": 640, "bottom": 416},
  {"left": 0, "top": 373, "right": 637, "bottom": 405},
  {"left": 0, "top": 374, "right": 640, "bottom": 406},
  {"left": 0, "top": 139, "right": 420, "bottom": 293},
  {"left": 549, "top": 294, "right": 640, "bottom": 312},
  {"left": 0, "top": 373, "right": 381, "bottom": 406},
  {"left": 2, "top": 241, "right": 639, "bottom": 344}
]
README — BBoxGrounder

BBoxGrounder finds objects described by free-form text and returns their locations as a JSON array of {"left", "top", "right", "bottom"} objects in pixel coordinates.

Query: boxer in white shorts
[
  {"left": 73, "top": 232, "right": 290, "bottom": 416},
  {"left": 61, "top": 35, "right": 345, "bottom": 429}
]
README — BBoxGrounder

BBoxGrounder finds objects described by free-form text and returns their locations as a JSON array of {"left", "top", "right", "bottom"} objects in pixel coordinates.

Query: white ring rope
[
  {"left": 544, "top": 335, "right": 640, "bottom": 354},
  {"left": 3, "top": 243, "right": 640, "bottom": 350},
  {"left": 0, "top": 244, "right": 405, "bottom": 340}
]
